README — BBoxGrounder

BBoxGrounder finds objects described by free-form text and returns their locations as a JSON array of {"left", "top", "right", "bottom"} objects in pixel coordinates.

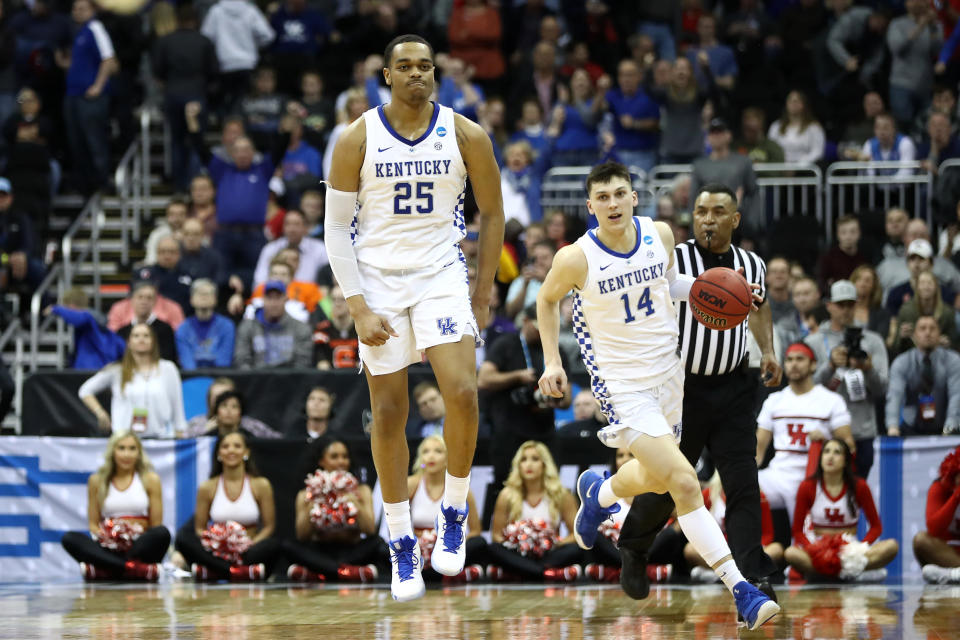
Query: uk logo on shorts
[{"left": 437, "top": 317, "right": 457, "bottom": 336}]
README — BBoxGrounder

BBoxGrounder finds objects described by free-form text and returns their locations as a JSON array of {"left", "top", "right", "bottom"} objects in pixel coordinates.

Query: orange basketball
[{"left": 688, "top": 267, "right": 752, "bottom": 330}]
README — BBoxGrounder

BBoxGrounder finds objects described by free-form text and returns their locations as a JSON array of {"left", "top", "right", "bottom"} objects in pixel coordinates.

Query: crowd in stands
[{"left": 1, "top": 0, "right": 960, "bottom": 585}]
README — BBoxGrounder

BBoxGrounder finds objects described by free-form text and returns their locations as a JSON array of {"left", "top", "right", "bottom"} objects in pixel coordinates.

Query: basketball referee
[{"left": 617, "top": 183, "right": 783, "bottom": 600}]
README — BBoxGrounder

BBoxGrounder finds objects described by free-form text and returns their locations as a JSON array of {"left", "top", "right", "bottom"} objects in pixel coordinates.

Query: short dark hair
[
  {"left": 213, "top": 390, "right": 245, "bottom": 417},
  {"left": 384, "top": 34, "right": 434, "bottom": 67},
  {"left": 696, "top": 183, "right": 737, "bottom": 204},
  {"left": 836, "top": 214, "right": 859, "bottom": 229},
  {"left": 585, "top": 161, "right": 632, "bottom": 196},
  {"left": 176, "top": 4, "right": 198, "bottom": 27}
]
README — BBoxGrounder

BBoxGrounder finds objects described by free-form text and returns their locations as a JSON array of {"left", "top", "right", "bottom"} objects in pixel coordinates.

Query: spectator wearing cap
[
  {"left": 599, "top": 58, "right": 660, "bottom": 174},
  {"left": 234, "top": 279, "right": 312, "bottom": 369},
  {"left": 877, "top": 218, "right": 960, "bottom": 294},
  {"left": 239, "top": 255, "right": 317, "bottom": 322},
  {"left": 115, "top": 282, "right": 179, "bottom": 364},
  {"left": 175, "top": 279, "right": 235, "bottom": 370},
  {"left": 58, "top": 0, "right": 117, "bottom": 195},
  {"left": 690, "top": 118, "right": 761, "bottom": 236},
  {"left": 804, "top": 280, "right": 889, "bottom": 478},
  {"left": 885, "top": 239, "right": 957, "bottom": 316},
  {"left": 252, "top": 209, "right": 327, "bottom": 286},
  {"left": 887, "top": 315, "right": 960, "bottom": 437},
  {"left": 133, "top": 235, "right": 193, "bottom": 315}
]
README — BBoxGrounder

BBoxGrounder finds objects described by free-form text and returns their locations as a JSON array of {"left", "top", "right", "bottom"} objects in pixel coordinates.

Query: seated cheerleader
[
  {"left": 408, "top": 435, "right": 487, "bottom": 583},
  {"left": 283, "top": 436, "right": 386, "bottom": 582},
  {"left": 487, "top": 440, "right": 584, "bottom": 582},
  {"left": 62, "top": 431, "right": 170, "bottom": 580},
  {"left": 915, "top": 445, "right": 960, "bottom": 584},
  {"left": 784, "top": 438, "right": 898, "bottom": 582},
  {"left": 175, "top": 432, "right": 280, "bottom": 581},
  {"left": 685, "top": 474, "right": 784, "bottom": 583}
]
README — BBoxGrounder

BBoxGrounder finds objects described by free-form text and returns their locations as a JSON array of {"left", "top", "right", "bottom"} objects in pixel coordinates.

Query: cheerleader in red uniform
[
  {"left": 915, "top": 445, "right": 960, "bottom": 584},
  {"left": 785, "top": 438, "right": 898, "bottom": 581},
  {"left": 407, "top": 435, "right": 487, "bottom": 582},
  {"left": 487, "top": 441, "right": 584, "bottom": 582},
  {"left": 175, "top": 432, "right": 280, "bottom": 580},
  {"left": 283, "top": 436, "right": 386, "bottom": 582},
  {"left": 61, "top": 431, "right": 170, "bottom": 580}
]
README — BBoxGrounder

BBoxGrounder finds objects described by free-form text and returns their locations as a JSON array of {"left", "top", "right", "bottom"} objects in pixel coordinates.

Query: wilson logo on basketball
[
  {"left": 823, "top": 508, "right": 845, "bottom": 523},
  {"left": 692, "top": 305, "right": 727, "bottom": 328},
  {"left": 697, "top": 289, "right": 727, "bottom": 309}
]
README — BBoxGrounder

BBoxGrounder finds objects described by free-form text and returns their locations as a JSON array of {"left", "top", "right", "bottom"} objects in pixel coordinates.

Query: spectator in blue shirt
[
  {"left": 269, "top": 0, "right": 330, "bottom": 95},
  {"left": 601, "top": 58, "right": 660, "bottom": 174},
  {"left": 919, "top": 111, "right": 960, "bottom": 172},
  {"left": 548, "top": 69, "right": 603, "bottom": 167},
  {"left": 44, "top": 287, "right": 125, "bottom": 369},
  {"left": 176, "top": 279, "right": 235, "bottom": 370},
  {"left": 436, "top": 54, "right": 484, "bottom": 122},
  {"left": 509, "top": 97, "right": 551, "bottom": 161},
  {"left": 686, "top": 14, "right": 738, "bottom": 91},
  {"left": 184, "top": 100, "right": 291, "bottom": 295},
  {"left": 279, "top": 110, "right": 321, "bottom": 202},
  {"left": 58, "top": 0, "right": 116, "bottom": 195}
]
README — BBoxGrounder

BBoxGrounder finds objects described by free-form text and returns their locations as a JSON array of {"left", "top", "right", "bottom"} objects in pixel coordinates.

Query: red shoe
[
  {"left": 123, "top": 560, "right": 160, "bottom": 581},
  {"left": 646, "top": 564, "right": 672, "bottom": 583},
  {"left": 442, "top": 564, "right": 484, "bottom": 584},
  {"left": 543, "top": 564, "right": 582, "bottom": 583},
  {"left": 287, "top": 564, "right": 325, "bottom": 583},
  {"left": 191, "top": 564, "right": 216, "bottom": 582},
  {"left": 229, "top": 563, "right": 266, "bottom": 582},
  {"left": 80, "top": 562, "right": 116, "bottom": 581},
  {"left": 486, "top": 565, "right": 504, "bottom": 582},
  {"left": 337, "top": 564, "right": 378, "bottom": 583},
  {"left": 787, "top": 567, "right": 807, "bottom": 585}
]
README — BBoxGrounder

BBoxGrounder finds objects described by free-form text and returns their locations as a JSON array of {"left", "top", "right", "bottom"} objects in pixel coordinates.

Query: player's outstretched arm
[
  {"left": 325, "top": 119, "right": 398, "bottom": 346},
  {"left": 455, "top": 113, "right": 504, "bottom": 330},
  {"left": 536, "top": 244, "right": 587, "bottom": 398}
]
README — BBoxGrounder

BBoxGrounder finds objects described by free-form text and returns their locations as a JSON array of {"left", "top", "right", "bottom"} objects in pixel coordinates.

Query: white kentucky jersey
[
  {"left": 757, "top": 384, "right": 851, "bottom": 472},
  {"left": 355, "top": 102, "right": 468, "bottom": 269},
  {"left": 571, "top": 216, "right": 680, "bottom": 397}
]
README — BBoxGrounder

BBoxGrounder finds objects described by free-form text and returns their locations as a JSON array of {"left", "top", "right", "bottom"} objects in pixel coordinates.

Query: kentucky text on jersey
[
  {"left": 596, "top": 263, "right": 664, "bottom": 295},
  {"left": 374, "top": 159, "right": 453, "bottom": 178}
]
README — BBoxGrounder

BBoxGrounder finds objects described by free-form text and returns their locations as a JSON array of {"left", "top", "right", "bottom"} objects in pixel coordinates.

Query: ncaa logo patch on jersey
[
  {"left": 643, "top": 235, "right": 654, "bottom": 245},
  {"left": 437, "top": 126, "right": 447, "bottom": 137},
  {"left": 437, "top": 317, "right": 457, "bottom": 336}
]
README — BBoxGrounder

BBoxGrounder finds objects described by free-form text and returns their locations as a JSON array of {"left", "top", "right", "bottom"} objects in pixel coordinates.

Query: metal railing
[
  {"left": 754, "top": 163, "right": 823, "bottom": 224},
  {"left": 60, "top": 194, "right": 102, "bottom": 309},
  {"left": 0, "top": 318, "right": 24, "bottom": 433},
  {"left": 541, "top": 166, "right": 650, "bottom": 221},
  {"left": 824, "top": 161, "right": 933, "bottom": 243},
  {"left": 28, "top": 263, "right": 65, "bottom": 373},
  {"left": 114, "top": 109, "right": 153, "bottom": 264}
]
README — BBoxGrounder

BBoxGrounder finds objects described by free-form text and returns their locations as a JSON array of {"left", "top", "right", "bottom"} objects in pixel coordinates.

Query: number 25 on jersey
[
  {"left": 394, "top": 181, "right": 434, "bottom": 214},
  {"left": 621, "top": 289, "right": 654, "bottom": 323}
]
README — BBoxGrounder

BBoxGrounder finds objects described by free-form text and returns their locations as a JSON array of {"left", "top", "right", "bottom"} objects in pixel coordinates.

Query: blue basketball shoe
[
  {"left": 574, "top": 470, "right": 621, "bottom": 550},
  {"left": 733, "top": 580, "right": 781, "bottom": 630},
  {"left": 388, "top": 535, "right": 425, "bottom": 602}
]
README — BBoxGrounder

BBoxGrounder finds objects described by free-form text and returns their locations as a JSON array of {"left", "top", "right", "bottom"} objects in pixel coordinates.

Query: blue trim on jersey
[
  {"left": 586, "top": 217, "right": 642, "bottom": 259},
  {"left": 571, "top": 293, "right": 619, "bottom": 425},
  {"left": 377, "top": 101, "right": 441, "bottom": 147}
]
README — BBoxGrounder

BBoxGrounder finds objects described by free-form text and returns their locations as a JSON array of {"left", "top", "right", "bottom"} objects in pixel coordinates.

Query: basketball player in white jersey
[
  {"left": 755, "top": 343, "right": 855, "bottom": 526},
  {"left": 537, "top": 162, "right": 779, "bottom": 630},
  {"left": 324, "top": 35, "right": 504, "bottom": 601}
]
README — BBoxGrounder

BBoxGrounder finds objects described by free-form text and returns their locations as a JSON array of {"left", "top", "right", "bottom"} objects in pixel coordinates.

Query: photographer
[
  {"left": 805, "top": 280, "right": 889, "bottom": 478},
  {"left": 478, "top": 304, "right": 571, "bottom": 497}
]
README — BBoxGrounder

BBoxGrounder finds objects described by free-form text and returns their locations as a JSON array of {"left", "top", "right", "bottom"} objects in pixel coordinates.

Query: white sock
[
  {"left": 676, "top": 507, "right": 744, "bottom": 594},
  {"left": 384, "top": 500, "right": 413, "bottom": 540},
  {"left": 597, "top": 478, "right": 620, "bottom": 508},
  {"left": 443, "top": 472, "right": 470, "bottom": 510}
]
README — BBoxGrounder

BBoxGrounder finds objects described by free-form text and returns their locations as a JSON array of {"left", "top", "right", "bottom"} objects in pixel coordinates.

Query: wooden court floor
[{"left": 0, "top": 581, "right": 957, "bottom": 639}]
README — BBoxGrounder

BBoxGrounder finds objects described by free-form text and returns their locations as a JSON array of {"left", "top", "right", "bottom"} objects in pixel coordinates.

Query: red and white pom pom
[
  {"left": 418, "top": 529, "right": 437, "bottom": 570},
  {"left": 599, "top": 520, "right": 621, "bottom": 545},
  {"left": 838, "top": 534, "right": 870, "bottom": 580},
  {"left": 807, "top": 533, "right": 848, "bottom": 577},
  {"left": 304, "top": 470, "right": 360, "bottom": 530},
  {"left": 201, "top": 521, "right": 252, "bottom": 564},
  {"left": 97, "top": 518, "right": 144, "bottom": 552},
  {"left": 501, "top": 519, "right": 559, "bottom": 558}
]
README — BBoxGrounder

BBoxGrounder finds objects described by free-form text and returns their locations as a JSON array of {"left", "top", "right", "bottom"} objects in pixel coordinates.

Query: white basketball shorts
[
  {"left": 358, "top": 250, "right": 478, "bottom": 375},
  {"left": 758, "top": 462, "right": 806, "bottom": 524},
  {"left": 596, "top": 366, "right": 684, "bottom": 449}
]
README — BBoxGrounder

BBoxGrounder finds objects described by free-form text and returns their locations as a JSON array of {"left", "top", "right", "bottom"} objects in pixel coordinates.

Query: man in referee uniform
[{"left": 617, "top": 183, "right": 783, "bottom": 601}]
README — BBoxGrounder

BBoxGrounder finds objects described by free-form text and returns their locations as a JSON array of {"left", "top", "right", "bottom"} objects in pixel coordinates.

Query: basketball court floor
[{"left": 0, "top": 580, "right": 957, "bottom": 639}]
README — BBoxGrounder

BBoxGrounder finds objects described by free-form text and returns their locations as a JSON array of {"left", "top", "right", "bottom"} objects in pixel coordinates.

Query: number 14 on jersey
[{"left": 620, "top": 289, "right": 654, "bottom": 323}]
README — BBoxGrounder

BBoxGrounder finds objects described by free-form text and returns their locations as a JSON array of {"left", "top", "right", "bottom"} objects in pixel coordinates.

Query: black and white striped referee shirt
[{"left": 674, "top": 239, "right": 767, "bottom": 376}]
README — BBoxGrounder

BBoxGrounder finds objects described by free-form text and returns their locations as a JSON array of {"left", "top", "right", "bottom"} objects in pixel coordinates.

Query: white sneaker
[
  {"left": 853, "top": 568, "right": 887, "bottom": 583},
  {"left": 923, "top": 564, "right": 960, "bottom": 584},
  {"left": 389, "top": 535, "right": 425, "bottom": 602},
  {"left": 431, "top": 503, "right": 468, "bottom": 576},
  {"left": 690, "top": 566, "right": 720, "bottom": 583}
]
